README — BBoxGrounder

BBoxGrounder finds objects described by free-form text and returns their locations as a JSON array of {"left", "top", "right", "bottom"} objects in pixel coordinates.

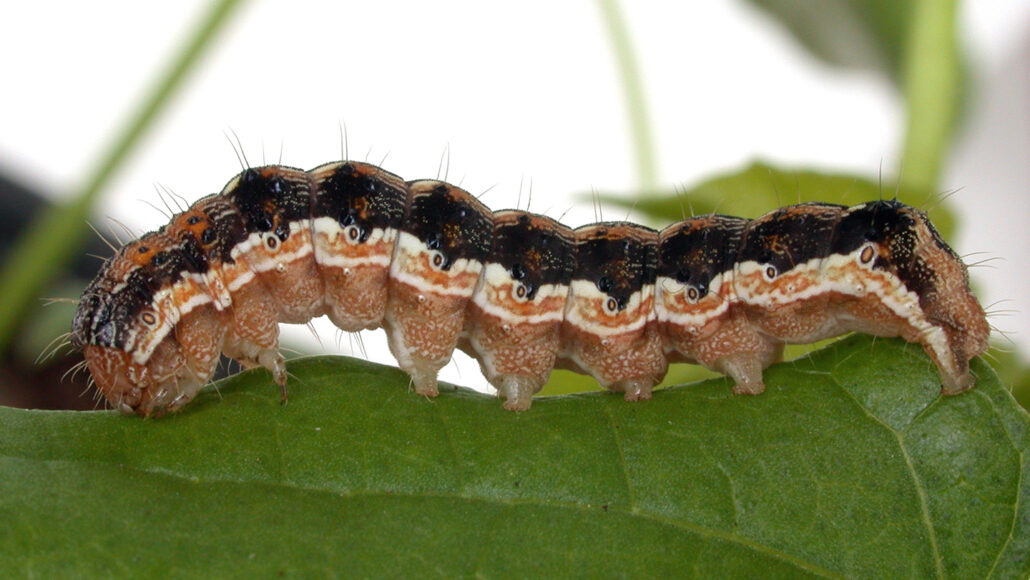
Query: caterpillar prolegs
[{"left": 71, "top": 161, "right": 991, "bottom": 416}]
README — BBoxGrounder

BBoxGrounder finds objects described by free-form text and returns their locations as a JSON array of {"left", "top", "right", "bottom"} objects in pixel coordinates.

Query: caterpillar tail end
[{"left": 939, "top": 364, "right": 977, "bottom": 396}]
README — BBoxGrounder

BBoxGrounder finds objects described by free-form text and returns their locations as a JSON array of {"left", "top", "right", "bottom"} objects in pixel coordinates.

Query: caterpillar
[{"left": 71, "top": 160, "right": 990, "bottom": 416}]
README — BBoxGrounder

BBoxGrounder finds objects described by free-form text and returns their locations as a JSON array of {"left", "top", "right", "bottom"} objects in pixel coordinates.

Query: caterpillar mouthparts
[{"left": 72, "top": 161, "right": 990, "bottom": 416}]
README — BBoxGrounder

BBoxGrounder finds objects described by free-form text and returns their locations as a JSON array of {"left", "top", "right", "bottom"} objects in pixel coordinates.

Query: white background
[{"left": 1, "top": 1, "right": 1027, "bottom": 392}]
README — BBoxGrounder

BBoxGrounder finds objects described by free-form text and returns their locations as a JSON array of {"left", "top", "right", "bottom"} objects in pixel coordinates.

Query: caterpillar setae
[{"left": 71, "top": 160, "right": 990, "bottom": 416}]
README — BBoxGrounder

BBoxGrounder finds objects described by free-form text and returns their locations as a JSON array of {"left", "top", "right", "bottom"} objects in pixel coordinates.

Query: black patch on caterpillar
[
  {"left": 226, "top": 167, "right": 311, "bottom": 233},
  {"left": 197, "top": 196, "right": 248, "bottom": 263},
  {"left": 738, "top": 203, "right": 846, "bottom": 274},
  {"left": 831, "top": 201, "right": 937, "bottom": 301},
  {"left": 87, "top": 249, "right": 173, "bottom": 351},
  {"left": 658, "top": 215, "right": 747, "bottom": 298},
  {"left": 404, "top": 181, "right": 493, "bottom": 269},
  {"left": 176, "top": 234, "right": 210, "bottom": 274},
  {"left": 491, "top": 212, "right": 575, "bottom": 300},
  {"left": 75, "top": 267, "right": 153, "bottom": 351},
  {"left": 71, "top": 284, "right": 113, "bottom": 349},
  {"left": 311, "top": 162, "right": 408, "bottom": 235},
  {"left": 573, "top": 223, "right": 657, "bottom": 310}
]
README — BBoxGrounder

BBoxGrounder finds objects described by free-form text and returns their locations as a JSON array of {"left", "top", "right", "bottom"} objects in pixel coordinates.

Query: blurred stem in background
[
  {"left": 899, "top": 0, "right": 961, "bottom": 193},
  {"left": 597, "top": 0, "right": 659, "bottom": 194},
  {"left": 598, "top": 0, "right": 962, "bottom": 198},
  {"left": 0, "top": 0, "right": 246, "bottom": 353}
]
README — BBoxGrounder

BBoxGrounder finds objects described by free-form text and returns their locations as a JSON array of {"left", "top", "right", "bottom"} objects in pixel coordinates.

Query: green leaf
[
  {"left": 745, "top": 0, "right": 913, "bottom": 78},
  {"left": 592, "top": 161, "right": 955, "bottom": 240},
  {"left": 2, "top": 335, "right": 1028, "bottom": 578},
  {"left": 988, "top": 346, "right": 1030, "bottom": 412}
]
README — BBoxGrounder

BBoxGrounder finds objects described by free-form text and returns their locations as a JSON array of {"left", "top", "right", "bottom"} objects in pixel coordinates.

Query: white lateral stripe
[
  {"left": 318, "top": 253, "right": 393, "bottom": 269},
  {"left": 470, "top": 263, "right": 568, "bottom": 324},
  {"left": 226, "top": 270, "right": 257, "bottom": 293},
  {"left": 656, "top": 294, "right": 730, "bottom": 327},
  {"left": 388, "top": 232, "right": 484, "bottom": 297},
  {"left": 312, "top": 220, "right": 394, "bottom": 269},
  {"left": 131, "top": 286, "right": 177, "bottom": 364},
  {"left": 562, "top": 279, "right": 651, "bottom": 337},
  {"left": 390, "top": 261, "right": 483, "bottom": 296},
  {"left": 310, "top": 217, "right": 394, "bottom": 244},
  {"left": 655, "top": 271, "right": 732, "bottom": 326}
]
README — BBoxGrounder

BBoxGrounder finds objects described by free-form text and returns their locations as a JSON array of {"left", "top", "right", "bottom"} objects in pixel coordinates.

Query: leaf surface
[{"left": 2, "top": 336, "right": 1027, "bottom": 579}]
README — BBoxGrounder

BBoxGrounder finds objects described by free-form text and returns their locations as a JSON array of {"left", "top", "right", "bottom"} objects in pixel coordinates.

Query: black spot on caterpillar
[{"left": 70, "top": 160, "right": 990, "bottom": 415}]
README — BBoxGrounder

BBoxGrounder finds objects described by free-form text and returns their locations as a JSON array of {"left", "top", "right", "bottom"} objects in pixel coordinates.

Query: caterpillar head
[
  {"left": 71, "top": 232, "right": 205, "bottom": 415},
  {"left": 835, "top": 200, "right": 990, "bottom": 393}
]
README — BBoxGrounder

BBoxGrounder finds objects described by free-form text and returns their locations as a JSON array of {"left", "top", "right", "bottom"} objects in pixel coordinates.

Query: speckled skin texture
[{"left": 72, "top": 162, "right": 989, "bottom": 415}]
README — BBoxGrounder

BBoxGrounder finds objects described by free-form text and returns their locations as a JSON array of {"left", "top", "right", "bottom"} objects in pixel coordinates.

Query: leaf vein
[
  {"left": 602, "top": 404, "right": 636, "bottom": 511},
  {"left": 827, "top": 375, "right": 945, "bottom": 579}
]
